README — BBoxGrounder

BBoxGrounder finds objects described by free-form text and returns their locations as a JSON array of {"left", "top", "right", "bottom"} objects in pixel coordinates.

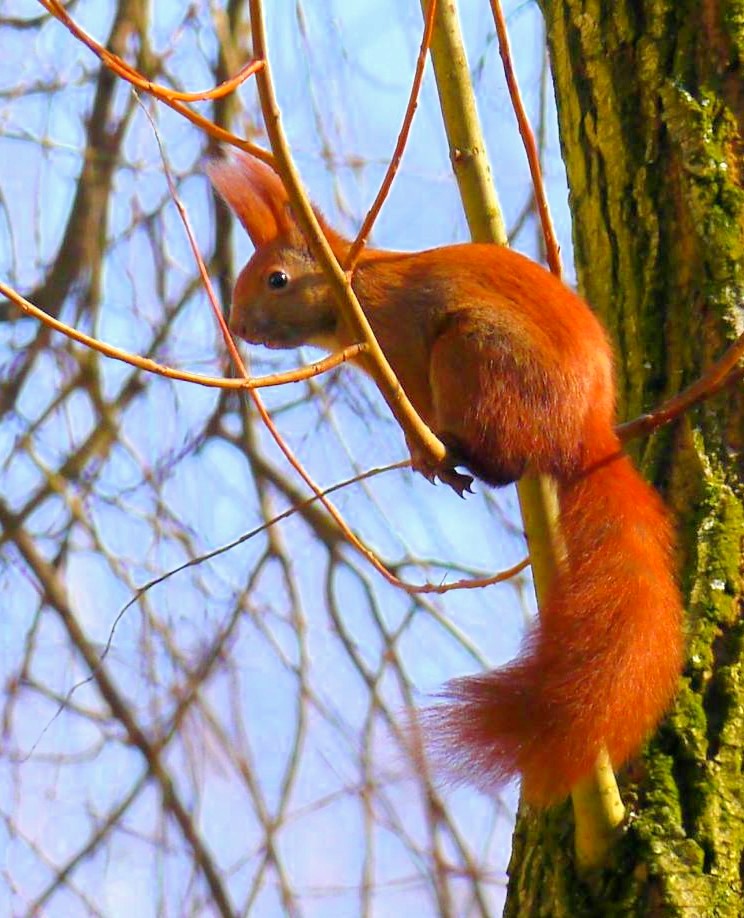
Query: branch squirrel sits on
[{"left": 208, "top": 152, "right": 684, "bottom": 806}]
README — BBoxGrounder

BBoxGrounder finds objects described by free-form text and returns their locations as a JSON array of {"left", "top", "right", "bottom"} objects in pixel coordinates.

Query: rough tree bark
[{"left": 504, "top": 2, "right": 744, "bottom": 916}]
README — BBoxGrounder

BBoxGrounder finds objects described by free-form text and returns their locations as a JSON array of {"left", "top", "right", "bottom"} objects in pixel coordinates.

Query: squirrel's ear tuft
[
  {"left": 207, "top": 150, "right": 351, "bottom": 258},
  {"left": 206, "top": 151, "right": 293, "bottom": 246}
]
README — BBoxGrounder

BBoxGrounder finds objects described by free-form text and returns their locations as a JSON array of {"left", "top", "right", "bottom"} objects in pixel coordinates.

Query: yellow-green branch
[{"left": 420, "top": 0, "right": 624, "bottom": 869}]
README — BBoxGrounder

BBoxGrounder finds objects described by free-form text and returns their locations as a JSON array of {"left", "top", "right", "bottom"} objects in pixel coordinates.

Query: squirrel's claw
[
  {"left": 439, "top": 467, "right": 474, "bottom": 497},
  {"left": 407, "top": 443, "right": 473, "bottom": 497}
]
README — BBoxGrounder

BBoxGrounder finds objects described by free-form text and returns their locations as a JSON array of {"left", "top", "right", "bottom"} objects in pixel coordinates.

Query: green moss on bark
[{"left": 506, "top": 1, "right": 744, "bottom": 914}]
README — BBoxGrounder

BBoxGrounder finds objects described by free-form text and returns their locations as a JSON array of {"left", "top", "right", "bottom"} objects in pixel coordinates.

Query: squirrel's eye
[{"left": 267, "top": 270, "right": 289, "bottom": 290}]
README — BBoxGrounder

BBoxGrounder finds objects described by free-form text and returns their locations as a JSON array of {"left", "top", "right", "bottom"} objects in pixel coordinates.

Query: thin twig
[
  {"left": 0, "top": 279, "right": 367, "bottom": 390},
  {"left": 618, "top": 331, "right": 744, "bottom": 441},
  {"left": 42, "top": 0, "right": 263, "bottom": 102},
  {"left": 41, "top": 0, "right": 272, "bottom": 164},
  {"left": 488, "top": 0, "right": 561, "bottom": 276},
  {"left": 344, "top": 0, "right": 437, "bottom": 270}
]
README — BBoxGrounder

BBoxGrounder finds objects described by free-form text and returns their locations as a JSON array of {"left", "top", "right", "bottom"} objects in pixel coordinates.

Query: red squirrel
[{"left": 208, "top": 152, "right": 684, "bottom": 806}]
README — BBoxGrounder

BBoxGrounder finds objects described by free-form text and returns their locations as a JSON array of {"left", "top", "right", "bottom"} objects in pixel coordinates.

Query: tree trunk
[{"left": 504, "top": 2, "right": 744, "bottom": 915}]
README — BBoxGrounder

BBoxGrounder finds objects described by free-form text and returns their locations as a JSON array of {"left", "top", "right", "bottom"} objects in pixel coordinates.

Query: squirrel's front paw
[
  {"left": 407, "top": 443, "right": 474, "bottom": 497},
  {"left": 437, "top": 466, "right": 474, "bottom": 497}
]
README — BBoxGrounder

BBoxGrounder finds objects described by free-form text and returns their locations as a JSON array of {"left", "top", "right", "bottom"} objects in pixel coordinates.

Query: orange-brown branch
[
  {"left": 489, "top": 0, "right": 561, "bottom": 277},
  {"left": 618, "top": 331, "right": 744, "bottom": 441},
  {"left": 0, "top": 280, "right": 367, "bottom": 391},
  {"left": 344, "top": 0, "right": 438, "bottom": 271},
  {"left": 41, "top": 0, "right": 272, "bottom": 164}
]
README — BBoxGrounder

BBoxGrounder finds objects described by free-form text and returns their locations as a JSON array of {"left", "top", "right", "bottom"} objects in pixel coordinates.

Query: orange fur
[
  {"left": 208, "top": 152, "right": 685, "bottom": 806},
  {"left": 432, "top": 451, "right": 682, "bottom": 804}
]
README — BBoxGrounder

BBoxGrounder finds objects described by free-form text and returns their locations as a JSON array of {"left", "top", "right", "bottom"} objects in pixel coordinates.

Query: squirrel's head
[{"left": 207, "top": 152, "right": 347, "bottom": 351}]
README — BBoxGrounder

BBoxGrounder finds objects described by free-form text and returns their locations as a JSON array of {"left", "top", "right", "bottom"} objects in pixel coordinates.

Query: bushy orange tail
[{"left": 429, "top": 450, "right": 684, "bottom": 806}]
